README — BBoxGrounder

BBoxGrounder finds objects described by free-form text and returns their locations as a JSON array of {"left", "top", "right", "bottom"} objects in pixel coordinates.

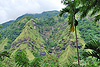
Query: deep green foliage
[
  {"left": 45, "top": 40, "right": 57, "bottom": 47},
  {"left": 0, "top": 25, "right": 3, "bottom": 29},
  {"left": 77, "top": 18, "right": 100, "bottom": 42},
  {"left": 15, "top": 51, "right": 29, "bottom": 67},
  {"left": 0, "top": 51, "right": 10, "bottom": 61},
  {"left": 82, "top": 40, "right": 100, "bottom": 60},
  {"left": 0, "top": 21, "right": 24, "bottom": 44},
  {"left": 37, "top": 17, "right": 58, "bottom": 26},
  {"left": 59, "top": 0, "right": 80, "bottom": 30},
  {"left": 44, "top": 17, "right": 57, "bottom": 26},
  {"left": 4, "top": 40, "right": 12, "bottom": 50},
  {"left": 33, "top": 52, "right": 40, "bottom": 57},
  {"left": 29, "top": 57, "right": 41, "bottom": 67},
  {"left": 80, "top": 0, "right": 100, "bottom": 22},
  {"left": 1, "top": 20, "right": 14, "bottom": 30}
]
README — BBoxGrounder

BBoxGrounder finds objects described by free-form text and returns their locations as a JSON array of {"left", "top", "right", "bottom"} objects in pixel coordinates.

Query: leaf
[
  {"left": 94, "top": 15, "right": 100, "bottom": 22},
  {"left": 59, "top": 7, "right": 69, "bottom": 17}
]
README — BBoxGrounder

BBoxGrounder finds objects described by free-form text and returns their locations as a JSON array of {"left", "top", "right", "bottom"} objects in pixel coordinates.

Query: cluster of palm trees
[{"left": 59, "top": 0, "right": 100, "bottom": 66}]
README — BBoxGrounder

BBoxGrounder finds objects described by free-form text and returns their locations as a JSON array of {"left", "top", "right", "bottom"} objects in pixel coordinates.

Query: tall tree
[
  {"left": 59, "top": 0, "right": 80, "bottom": 66},
  {"left": 80, "top": 0, "right": 100, "bottom": 22}
]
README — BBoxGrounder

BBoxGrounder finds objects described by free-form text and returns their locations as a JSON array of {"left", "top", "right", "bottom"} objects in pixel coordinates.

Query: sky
[{"left": 0, "top": 0, "right": 65, "bottom": 24}]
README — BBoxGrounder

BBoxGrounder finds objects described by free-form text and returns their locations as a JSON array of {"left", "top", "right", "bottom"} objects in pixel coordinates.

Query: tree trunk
[{"left": 75, "top": 26, "right": 80, "bottom": 66}]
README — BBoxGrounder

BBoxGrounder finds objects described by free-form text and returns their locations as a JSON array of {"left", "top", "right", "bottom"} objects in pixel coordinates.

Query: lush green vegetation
[
  {"left": 16, "top": 10, "right": 59, "bottom": 20},
  {"left": 15, "top": 50, "right": 29, "bottom": 66},
  {"left": 0, "top": 16, "right": 36, "bottom": 50},
  {"left": 77, "top": 18, "right": 100, "bottom": 43},
  {"left": 59, "top": 0, "right": 81, "bottom": 66},
  {"left": 1, "top": 20, "right": 14, "bottom": 30},
  {"left": 82, "top": 40, "right": 100, "bottom": 60},
  {"left": 0, "top": 1, "right": 100, "bottom": 66}
]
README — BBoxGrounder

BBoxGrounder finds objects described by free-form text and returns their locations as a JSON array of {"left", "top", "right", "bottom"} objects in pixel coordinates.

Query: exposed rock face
[
  {"left": 57, "top": 53, "right": 60, "bottom": 57},
  {"left": 40, "top": 51, "right": 46, "bottom": 56},
  {"left": 16, "top": 44, "right": 21, "bottom": 47},
  {"left": 12, "top": 38, "right": 28, "bottom": 48},
  {"left": 63, "top": 43, "right": 67, "bottom": 46},
  {"left": 34, "top": 26, "right": 36, "bottom": 29},
  {"left": 30, "top": 27, "right": 32, "bottom": 29},
  {"left": 11, "top": 48, "right": 15, "bottom": 51},
  {"left": 39, "top": 44, "right": 44, "bottom": 47},
  {"left": 60, "top": 48, "right": 65, "bottom": 51},
  {"left": 74, "top": 45, "right": 83, "bottom": 49},
  {"left": 70, "top": 41, "right": 75, "bottom": 46}
]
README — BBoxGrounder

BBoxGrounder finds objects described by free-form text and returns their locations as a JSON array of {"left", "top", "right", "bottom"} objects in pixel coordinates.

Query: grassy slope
[
  {"left": 10, "top": 19, "right": 46, "bottom": 60},
  {"left": 0, "top": 16, "right": 36, "bottom": 51},
  {"left": 0, "top": 11, "right": 88, "bottom": 63},
  {"left": 59, "top": 45, "right": 75, "bottom": 65},
  {"left": 41, "top": 15, "right": 85, "bottom": 64},
  {"left": 0, "top": 17, "right": 29, "bottom": 49}
]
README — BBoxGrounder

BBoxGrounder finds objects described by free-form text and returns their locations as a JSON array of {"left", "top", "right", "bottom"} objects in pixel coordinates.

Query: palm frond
[
  {"left": 82, "top": 40, "right": 100, "bottom": 60},
  {"left": 61, "top": 0, "right": 69, "bottom": 5},
  {"left": 94, "top": 15, "right": 100, "bottom": 23},
  {"left": 85, "top": 40, "right": 100, "bottom": 51},
  {"left": 80, "top": 0, "right": 97, "bottom": 19},
  {"left": 59, "top": 7, "right": 69, "bottom": 17},
  {"left": 91, "top": 5, "right": 100, "bottom": 17},
  {"left": 82, "top": 51, "right": 91, "bottom": 58},
  {"left": 80, "top": 6, "right": 92, "bottom": 19}
]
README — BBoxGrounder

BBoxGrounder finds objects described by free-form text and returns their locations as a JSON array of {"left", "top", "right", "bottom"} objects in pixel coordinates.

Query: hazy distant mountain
[
  {"left": 1, "top": 20, "right": 14, "bottom": 30},
  {"left": 16, "top": 10, "right": 59, "bottom": 20}
]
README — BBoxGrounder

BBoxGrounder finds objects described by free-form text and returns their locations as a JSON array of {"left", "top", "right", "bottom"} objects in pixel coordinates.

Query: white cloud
[{"left": 0, "top": 0, "right": 65, "bottom": 24}]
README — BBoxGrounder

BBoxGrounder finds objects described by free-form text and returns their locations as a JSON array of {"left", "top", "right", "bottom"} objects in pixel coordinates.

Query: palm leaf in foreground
[{"left": 82, "top": 40, "right": 100, "bottom": 60}]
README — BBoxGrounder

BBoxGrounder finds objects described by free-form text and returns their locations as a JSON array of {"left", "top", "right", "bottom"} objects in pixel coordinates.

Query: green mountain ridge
[
  {"left": 0, "top": 10, "right": 100, "bottom": 66},
  {"left": 10, "top": 19, "right": 47, "bottom": 60},
  {"left": 0, "top": 12, "right": 85, "bottom": 63},
  {"left": 1, "top": 20, "right": 14, "bottom": 30},
  {"left": 0, "top": 16, "right": 35, "bottom": 51},
  {"left": 45, "top": 16, "right": 85, "bottom": 64},
  {"left": 16, "top": 10, "right": 59, "bottom": 20}
]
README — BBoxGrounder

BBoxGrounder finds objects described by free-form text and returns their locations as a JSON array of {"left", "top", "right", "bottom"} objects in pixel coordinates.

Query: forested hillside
[{"left": 0, "top": 9, "right": 100, "bottom": 67}]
